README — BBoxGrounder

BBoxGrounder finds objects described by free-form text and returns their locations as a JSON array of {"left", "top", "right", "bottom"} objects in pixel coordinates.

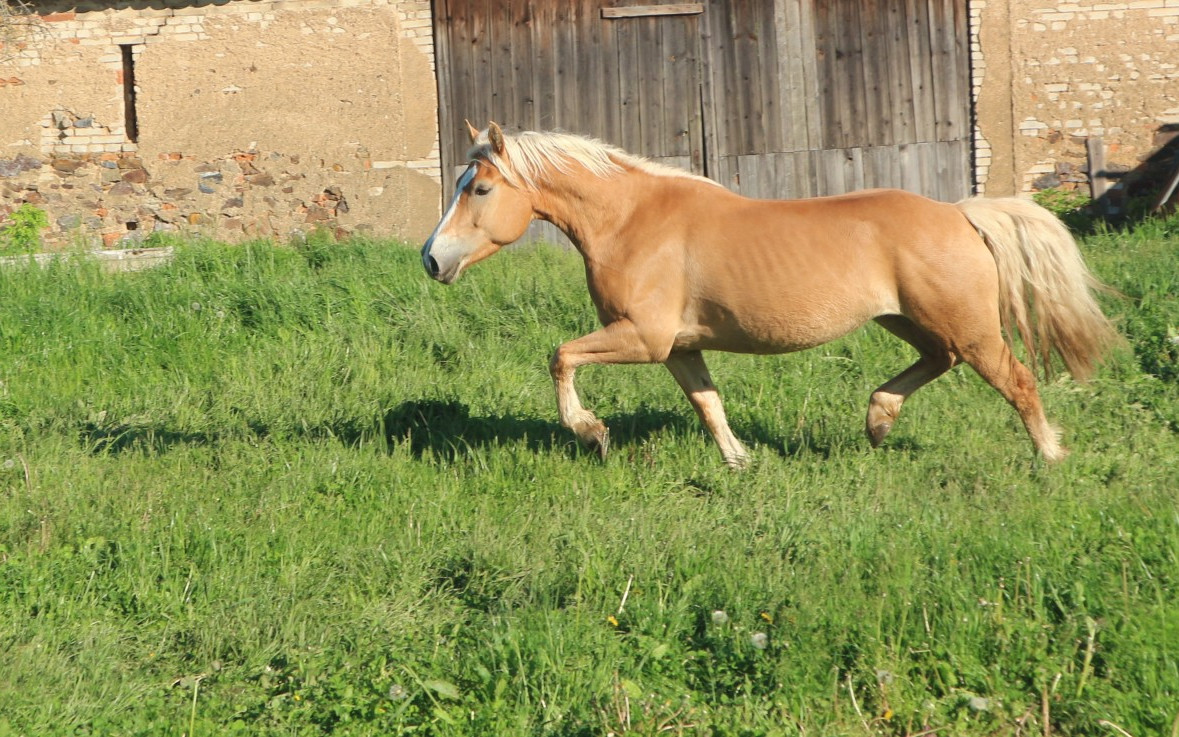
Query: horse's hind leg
[
  {"left": 958, "top": 334, "right": 1067, "bottom": 462},
  {"left": 866, "top": 316, "right": 958, "bottom": 447},
  {"left": 664, "top": 351, "right": 750, "bottom": 469}
]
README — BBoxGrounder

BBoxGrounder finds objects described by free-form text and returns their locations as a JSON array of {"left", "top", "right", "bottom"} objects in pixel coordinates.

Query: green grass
[{"left": 0, "top": 222, "right": 1176, "bottom": 736}]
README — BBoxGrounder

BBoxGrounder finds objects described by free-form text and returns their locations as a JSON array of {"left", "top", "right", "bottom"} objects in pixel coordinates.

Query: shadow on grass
[
  {"left": 77, "top": 399, "right": 873, "bottom": 461},
  {"left": 77, "top": 399, "right": 693, "bottom": 460},
  {"left": 81, "top": 422, "right": 218, "bottom": 455},
  {"left": 733, "top": 414, "right": 927, "bottom": 460},
  {"left": 375, "top": 399, "right": 692, "bottom": 461}
]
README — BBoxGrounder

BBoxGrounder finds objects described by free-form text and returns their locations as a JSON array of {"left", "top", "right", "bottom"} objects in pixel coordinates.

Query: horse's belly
[{"left": 675, "top": 294, "right": 893, "bottom": 354}]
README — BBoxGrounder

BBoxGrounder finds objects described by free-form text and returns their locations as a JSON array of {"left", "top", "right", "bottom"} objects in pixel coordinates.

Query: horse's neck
[{"left": 532, "top": 169, "right": 641, "bottom": 256}]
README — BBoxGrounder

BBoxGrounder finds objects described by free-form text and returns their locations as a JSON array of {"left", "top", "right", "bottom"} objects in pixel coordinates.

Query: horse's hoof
[
  {"left": 1041, "top": 444, "right": 1069, "bottom": 464},
  {"left": 573, "top": 418, "right": 609, "bottom": 459},
  {"left": 724, "top": 452, "right": 751, "bottom": 470},
  {"left": 866, "top": 421, "right": 892, "bottom": 448},
  {"left": 584, "top": 427, "right": 609, "bottom": 460}
]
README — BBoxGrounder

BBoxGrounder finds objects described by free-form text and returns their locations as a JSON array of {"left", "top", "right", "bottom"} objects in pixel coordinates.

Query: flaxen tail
[{"left": 955, "top": 197, "right": 1119, "bottom": 381}]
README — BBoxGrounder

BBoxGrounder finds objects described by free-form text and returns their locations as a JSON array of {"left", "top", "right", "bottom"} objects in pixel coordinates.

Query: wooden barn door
[
  {"left": 433, "top": 0, "right": 972, "bottom": 203},
  {"left": 433, "top": 0, "right": 705, "bottom": 194},
  {"left": 701, "top": 0, "right": 972, "bottom": 201}
]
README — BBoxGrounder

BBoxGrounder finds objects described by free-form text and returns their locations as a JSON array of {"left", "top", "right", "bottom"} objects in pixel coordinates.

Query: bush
[
  {"left": 1032, "top": 187, "right": 1095, "bottom": 232},
  {"left": 0, "top": 203, "right": 48, "bottom": 255}
]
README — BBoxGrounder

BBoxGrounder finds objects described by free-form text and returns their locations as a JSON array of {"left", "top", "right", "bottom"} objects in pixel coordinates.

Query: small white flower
[
  {"left": 191, "top": 301, "right": 202, "bottom": 312},
  {"left": 875, "top": 669, "right": 894, "bottom": 685},
  {"left": 388, "top": 683, "right": 407, "bottom": 701},
  {"left": 968, "top": 696, "right": 989, "bottom": 712},
  {"left": 711, "top": 610, "right": 729, "bottom": 626},
  {"left": 750, "top": 632, "right": 768, "bottom": 650}
]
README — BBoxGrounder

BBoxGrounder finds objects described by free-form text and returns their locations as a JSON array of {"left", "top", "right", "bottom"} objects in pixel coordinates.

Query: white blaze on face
[{"left": 421, "top": 162, "right": 478, "bottom": 276}]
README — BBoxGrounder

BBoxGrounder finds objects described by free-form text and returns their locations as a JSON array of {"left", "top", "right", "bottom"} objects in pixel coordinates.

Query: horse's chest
[{"left": 584, "top": 267, "right": 632, "bottom": 323}]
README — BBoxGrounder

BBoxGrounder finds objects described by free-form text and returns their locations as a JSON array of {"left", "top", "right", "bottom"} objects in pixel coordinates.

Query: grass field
[{"left": 0, "top": 218, "right": 1176, "bottom": 736}]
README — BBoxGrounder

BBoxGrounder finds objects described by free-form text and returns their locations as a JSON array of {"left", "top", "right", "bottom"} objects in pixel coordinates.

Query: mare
[{"left": 422, "top": 122, "right": 1119, "bottom": 468}]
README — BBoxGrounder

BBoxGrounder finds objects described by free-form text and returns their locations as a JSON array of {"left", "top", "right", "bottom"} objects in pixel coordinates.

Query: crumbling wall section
[{"left": 0, "top": 0, "right": 440, "bottom": 248}]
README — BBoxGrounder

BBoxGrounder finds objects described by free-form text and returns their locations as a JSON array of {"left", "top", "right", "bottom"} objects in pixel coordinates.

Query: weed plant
[
  {"left": 0, "top": 220, "right": 1176, "bottom": 735},
  {"left": 0, "top": 204, "right": 48, "bottom": 256}
]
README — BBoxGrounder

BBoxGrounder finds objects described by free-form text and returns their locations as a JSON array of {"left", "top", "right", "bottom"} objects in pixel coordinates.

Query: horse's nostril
[{"left": 426, "top": 254, "right": 440, "bottom": 277}]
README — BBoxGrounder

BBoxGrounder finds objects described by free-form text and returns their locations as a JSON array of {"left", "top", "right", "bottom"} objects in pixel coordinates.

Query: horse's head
[{"left": 421, "top": 121, "right": 535, "bottom": 284}]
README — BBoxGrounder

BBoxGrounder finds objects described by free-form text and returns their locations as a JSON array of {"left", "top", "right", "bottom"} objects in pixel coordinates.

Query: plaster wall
[{"left": 0, "top": 0, "right": 441, "bottom": 247}]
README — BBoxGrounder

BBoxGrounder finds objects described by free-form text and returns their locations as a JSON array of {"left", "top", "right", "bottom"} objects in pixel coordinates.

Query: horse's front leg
[
  {"left": 549, "top": 318, "right": 666, "bottom": 458},
  {"left": 663, "top": 351, "right": 750, "bottom": 469}
]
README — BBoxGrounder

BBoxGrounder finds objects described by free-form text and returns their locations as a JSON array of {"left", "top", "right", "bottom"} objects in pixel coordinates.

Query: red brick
[{"left": 41, "top": 12, "right": 76, "bottom": 22}]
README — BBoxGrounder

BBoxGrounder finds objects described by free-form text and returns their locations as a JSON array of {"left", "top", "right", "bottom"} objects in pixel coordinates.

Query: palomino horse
[{"left": 422, "top": 122, "right": 1118, "bottom": 468}]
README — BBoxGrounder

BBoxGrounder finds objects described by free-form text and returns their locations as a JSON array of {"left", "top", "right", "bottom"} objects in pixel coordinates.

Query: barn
[{"left": 1, "top": 0, "right": 1177, "bottom": 248}]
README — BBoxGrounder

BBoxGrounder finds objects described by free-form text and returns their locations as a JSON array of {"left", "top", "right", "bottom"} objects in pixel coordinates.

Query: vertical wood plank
[
  {"left": 698, "top": 0, "right": 721, "bottom": 178},
  {"left": 614, "top": 13, "right": 642, "bottom": 152},
  {"left": 660, "top": 15, "right": 701, "bottom": 164},
  {"left": 777, "top": 0, "right": 815, "bottom": 153},
  {"left": 552, "top": 1, "right": 579, "bottom": 131},
  {"left": 510, "top": 0, "right": 536, "bottom": 130},
  {"left": 900, "top": 141, "right": 925, "bottom": 195},
  {"left": 529, "top": 3, "right": 556, "bottom": 129},
  {"left": 713, "top": 2, "right": 745, "bottom": 153},
  {"left": 841, "top": 0, "right": 869, "bottom": 148},
  {"left": 819, "top": 148, "right": 845, "bottom": 195},
  {"left": 813, "top": 0, "right": 837, "bottom": 149},
  {"left": 434, "top": 0, "right": 457, "bottom": 189},
  {"left": 843, "top": 146, "right": 864, "bottom": 192},
  {"left": 906, "top": 0, "right": 936, "bottom": 142},
  {"left": 736, "top": 2, "right": 766, "bottom": 154},
  {"left": 926, "top": 0, "right": 953, "bottom": 142},
  {"left": 588, "top": 0, "right": 621, "bottom": 142},
  {"left": 942, "top": 140, "right": 968, "bottom": 200},
  {"left": 753, "top": 1, "right": 781, "bottom": 153},
  {"left": 856, "top": 0, "right": 886, "bottom": 146},
  {"left": 571, "top": 0, "right": 594, "bottom": 134},
  {"left": 1087, "top": 136, "right": 1109, "bottom": 203},
  {"left": 815, "top": 1, "right": 871, "bottom": 150},
  {"left": 715, "top": 155, "right": 740, "bottom": 192},
  {"left": 470, "top": 0, "right": 493, "bottom": 124},
  {"left": 774, "top": 0, "right": 798, "bottom": 153},
  {"left": 638, "top": 17, "right": 666, "bottom": 155},
  {"left": 774, "top": 151, "right": 797, "bottom": 198},
  {"left": 792, "top": 150, "right": 817, "bottom": 198},
  {"left": 488, "top": 0, "right": 514, "bottom": 125},
  {"left": 884, "top": 0, "right": 916, "bottom": 146},
  {"left": 795, "top": 0, "right": 823, "bottom": 151}
]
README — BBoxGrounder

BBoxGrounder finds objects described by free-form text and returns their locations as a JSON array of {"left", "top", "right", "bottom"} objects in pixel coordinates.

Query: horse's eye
[{"left": 473, "top": 184, "right": 492, "bottom": 196}]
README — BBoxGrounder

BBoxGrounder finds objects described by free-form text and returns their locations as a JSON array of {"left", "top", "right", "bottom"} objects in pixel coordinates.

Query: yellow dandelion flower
[
  {"left": 883, "top": 709, "right": 893, "bottom": 720},
  {"left": 760, "top": 612, "right": 773, "bottom": 624},
  {"left": 607, "top": 615, "right": 619, "bottom": 627}
]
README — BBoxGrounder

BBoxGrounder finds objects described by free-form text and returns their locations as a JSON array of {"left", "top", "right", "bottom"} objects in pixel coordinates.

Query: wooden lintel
[{"left": 601, "top": 4, "right": 705, "bottom": 19}]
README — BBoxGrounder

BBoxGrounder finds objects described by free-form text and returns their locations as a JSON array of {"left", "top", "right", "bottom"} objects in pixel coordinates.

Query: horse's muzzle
[
  {"left": 423, "top": 252, "right": 440, "bottom": 279},
  {"left": 421, "top": 247, "right": 460, "bottom": 284}
]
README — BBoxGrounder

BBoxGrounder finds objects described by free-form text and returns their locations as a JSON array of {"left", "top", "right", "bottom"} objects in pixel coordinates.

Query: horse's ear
[
  {"left": 488, "top": 121, "right": 506, "bottom": 156},
  {"left": 464, "top": 119, "right": 480, "bottom": 143}
]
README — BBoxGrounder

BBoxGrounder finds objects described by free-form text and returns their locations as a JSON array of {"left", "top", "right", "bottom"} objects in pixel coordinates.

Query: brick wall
[{"left": 974, "top": 0, "right": 1179, "bottom": 200}]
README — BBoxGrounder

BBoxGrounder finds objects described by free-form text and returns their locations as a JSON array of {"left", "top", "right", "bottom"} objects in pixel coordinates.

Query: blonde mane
[{"left": 467, "top": 129, "right": 721, "bottom": 190}]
